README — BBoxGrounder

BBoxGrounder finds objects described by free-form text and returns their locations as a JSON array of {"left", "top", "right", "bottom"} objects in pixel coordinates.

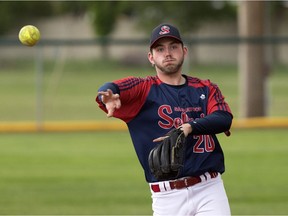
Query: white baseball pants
[{"left": 150, "top": 174, "right": 231, "bottom": 216}]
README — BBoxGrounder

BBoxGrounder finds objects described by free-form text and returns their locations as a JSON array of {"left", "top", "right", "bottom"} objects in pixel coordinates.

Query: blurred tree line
[
  {"left": 1, "top": 1, "right": 288, "bottom": 37},
  {"left": 2, "top": 1, "right": 288, "bottom": 37},
  {"left": 0, "top": 1, "right": 238, "bottom": 37}
]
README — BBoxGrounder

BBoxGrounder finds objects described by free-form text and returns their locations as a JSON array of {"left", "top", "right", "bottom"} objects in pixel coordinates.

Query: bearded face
[
  {"left": 148, "top": 38, "right": 187, "bottom": 76},
  {"left": 154, "top": 53, "right": 185, "bottom": 75}
]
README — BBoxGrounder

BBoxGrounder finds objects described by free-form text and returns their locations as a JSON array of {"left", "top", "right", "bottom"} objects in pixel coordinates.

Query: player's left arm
[
  {"left": 182, "top": 81, "right": 233, "bottom": 136},
  {"left": 185, "top": 110, "right": 232, "bottom": 135},
  {"left": 155, "top": 111, "right": 232, "bottom": 141}
]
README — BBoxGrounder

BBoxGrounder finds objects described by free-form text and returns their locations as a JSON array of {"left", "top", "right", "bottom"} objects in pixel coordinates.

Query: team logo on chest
[{"left": 158, "top": 105, "right": 204, "bottom": 129}]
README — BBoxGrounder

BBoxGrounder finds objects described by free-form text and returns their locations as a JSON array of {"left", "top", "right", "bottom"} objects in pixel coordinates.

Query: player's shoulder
[
  {"left": 185, "top": 75, "right": 222, "bottom": 93},
  {"left": 115, "top": 75, "right": 159, "bottom": 83},
  {"left": 185, "top": 75, "right": 213, "bottom": 87},
  {"left": 114, "top": 75, "right": 159, "bottom": 90}
]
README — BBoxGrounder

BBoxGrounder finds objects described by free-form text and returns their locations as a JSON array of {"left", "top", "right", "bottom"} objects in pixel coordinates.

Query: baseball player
[{"left": 96, "top": 23, "right": 233, "bottom": 216}]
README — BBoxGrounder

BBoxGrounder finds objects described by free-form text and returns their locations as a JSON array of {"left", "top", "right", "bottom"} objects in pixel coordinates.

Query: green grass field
[{"left": 0, "top": 129, "right": 287, "bottom": 215}]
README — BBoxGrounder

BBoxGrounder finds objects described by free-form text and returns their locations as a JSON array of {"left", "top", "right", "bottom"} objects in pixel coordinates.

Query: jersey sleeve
[
  {"left": 188, "top": 79, "right": 233, "bottom": 136},
  {"left": 207, "top": 81, "right": 232, "bottom": 115},
  {"left": 96, "top": 76, "right": 155, "bottom": 123},
  {"left": 189, "top": 110, "right": 233, "bottom": 135}
]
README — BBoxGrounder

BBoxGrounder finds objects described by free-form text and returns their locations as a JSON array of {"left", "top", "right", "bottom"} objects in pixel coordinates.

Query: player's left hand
[
  {"left": 153, "top": 123, "right": 192, "bottom": 142},
  {"left": 148, "top": 128, "right": 187, "bottom": 181}
]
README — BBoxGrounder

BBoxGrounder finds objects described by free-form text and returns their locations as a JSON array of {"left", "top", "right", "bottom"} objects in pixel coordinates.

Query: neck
[{"left": 157, "top": 73, "right": 186, "bottom": 85}]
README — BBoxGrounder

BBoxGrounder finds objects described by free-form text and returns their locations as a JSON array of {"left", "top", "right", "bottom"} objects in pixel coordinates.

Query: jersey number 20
[{"left": 193, "top": 135, "right": 215, "bottom": 153}]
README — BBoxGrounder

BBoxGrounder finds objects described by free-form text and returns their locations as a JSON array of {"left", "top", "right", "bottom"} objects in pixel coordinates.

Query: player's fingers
[
  {"left": 98, "top": 89, "right": 113, "bottom": 96},
  {"left": 107, "top": 89, "right": 114, "bottom": 96},
  {"left": 113, "top": 93, "right": 119, "bottom": 98},
  {"left": 99, "top": 89, "right": 116, "bottom": 104},
  {"left": 153, "top": 136, "right": 169, "bottom": 142},
  {"left": 100, "top": 94, "right": 106, "bottom": 102},
  {"left": 106, "top": 101, "right": 121, "bottom": 118},
  {"left": 179, "top": 123, "right": 192, "bottom": 137},
  {"left": 98, "top": 92, "right": 105, "bottom": 101},
  {"left": 115, "top": 98, "right": 121, "bottom": 109},
  {"left": 106, "top": 107, "right": 115, "bottom": 117},
  {"left": 98, "top": 90, "right": 110, "bottom": 97},
  {"left": 98, "top": 91, "right": 110, "bottom": 103}
]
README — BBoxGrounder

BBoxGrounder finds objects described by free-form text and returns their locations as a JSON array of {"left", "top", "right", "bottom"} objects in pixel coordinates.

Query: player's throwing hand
[{"left": 98, "top": 89, "right": 121, "bottom": 117}]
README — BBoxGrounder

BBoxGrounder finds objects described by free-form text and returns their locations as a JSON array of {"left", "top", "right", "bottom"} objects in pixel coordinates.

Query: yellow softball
[{"left": 18, "top": 25, "right": 41, "bottom": 47}]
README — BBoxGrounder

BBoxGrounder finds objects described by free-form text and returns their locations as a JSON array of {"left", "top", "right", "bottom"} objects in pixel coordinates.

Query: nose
[{"left": 164, "top": 47, "right": 172, "bottom": 57}]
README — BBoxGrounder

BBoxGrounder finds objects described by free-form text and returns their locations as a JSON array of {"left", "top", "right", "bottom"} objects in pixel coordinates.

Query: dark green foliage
[
  {"left": 122, "top": 1, "right": 237, "bottom": 34},
  {"left": 87, "top": 1, "right": 120, "bottom": 37},
  {"left": 0, "top": 2, "right": 54, "bottom": 35}
]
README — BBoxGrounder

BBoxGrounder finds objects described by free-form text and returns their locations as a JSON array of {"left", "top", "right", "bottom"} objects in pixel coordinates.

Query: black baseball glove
[{"left": 148, "top": 128, "right": 186, "bottom": 181}]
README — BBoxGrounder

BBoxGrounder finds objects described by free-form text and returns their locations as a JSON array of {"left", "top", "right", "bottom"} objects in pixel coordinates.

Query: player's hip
[
  {"left": 150, "top": 173, "right": 231, "bottom": 216},
  {"left": 149, "top": 171, "right": 219, "bottom": 193}
]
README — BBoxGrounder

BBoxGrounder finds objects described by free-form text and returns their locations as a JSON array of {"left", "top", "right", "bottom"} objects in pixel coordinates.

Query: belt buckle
[
  {"left": 184, "top": 178, "right": 188, "bottom": 187},
  {"left": 172, "top": 178, "right": 189, "bottom": 190},
  {"left": 171, "top": 178, "right": 190, "bottom": 190}
]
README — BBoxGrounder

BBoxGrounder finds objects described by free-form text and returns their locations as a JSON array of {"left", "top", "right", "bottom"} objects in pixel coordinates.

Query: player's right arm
[{"left": 96, "top": 76, "right": 155, "bottom": 122}]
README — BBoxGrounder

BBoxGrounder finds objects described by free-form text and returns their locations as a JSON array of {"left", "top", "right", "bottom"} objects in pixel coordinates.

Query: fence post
[{"left": 35, "top": 46, "right": 44, "bottom": 130}]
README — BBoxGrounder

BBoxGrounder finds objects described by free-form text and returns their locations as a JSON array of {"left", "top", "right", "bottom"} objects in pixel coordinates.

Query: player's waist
[{"left": 149, "top": 171, "right": 218, "bottom": 193}]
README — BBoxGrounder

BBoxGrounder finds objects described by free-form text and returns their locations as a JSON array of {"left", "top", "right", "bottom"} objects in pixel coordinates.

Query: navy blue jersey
[{"left": 96, "top": 75, "right": 232, "bottom": 183}]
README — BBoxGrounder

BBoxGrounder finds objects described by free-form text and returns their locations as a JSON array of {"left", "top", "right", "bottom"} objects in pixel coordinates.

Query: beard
[{"left": 154, "top": 56, "right": 184, "bottom": 75}]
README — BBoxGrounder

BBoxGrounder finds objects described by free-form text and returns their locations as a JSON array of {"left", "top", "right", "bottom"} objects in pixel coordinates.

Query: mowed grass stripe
[{"left": 0, "top": 129, "right": 287, "bottom": 214}]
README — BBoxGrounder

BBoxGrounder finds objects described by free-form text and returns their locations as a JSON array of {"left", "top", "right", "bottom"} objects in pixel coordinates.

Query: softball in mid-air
[{"left": 18, "top": 25, "right": 41, "bottom": 47}]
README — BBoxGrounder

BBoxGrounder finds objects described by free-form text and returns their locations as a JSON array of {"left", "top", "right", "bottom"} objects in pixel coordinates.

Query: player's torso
[
  {"left": 120, "top": 76, "right": 224, "bottom": 182},
  {"left": 141, "top": 81, "right": 208, "bottom": 130}
]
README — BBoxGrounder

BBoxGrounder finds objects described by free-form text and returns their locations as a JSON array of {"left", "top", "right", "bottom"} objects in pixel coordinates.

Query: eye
[
  {"left": 156, "top": 47, "right": 164, "bottom": 52},
  {"left": 171, "top": 44, "right": 178, "bottom": 50}
]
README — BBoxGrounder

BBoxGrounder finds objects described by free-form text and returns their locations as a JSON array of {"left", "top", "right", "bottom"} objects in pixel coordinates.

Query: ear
[
  {"left": 183, "top": 46, "right": 188, "bottom": 57},
  {"left": 147, "top": 51, "right": 155, "bottom": 65}
]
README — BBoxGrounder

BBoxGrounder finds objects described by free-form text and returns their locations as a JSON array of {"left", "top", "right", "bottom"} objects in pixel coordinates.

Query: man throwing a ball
[{"left": 96, "top": 23, "right": 233, "bottom": 216}]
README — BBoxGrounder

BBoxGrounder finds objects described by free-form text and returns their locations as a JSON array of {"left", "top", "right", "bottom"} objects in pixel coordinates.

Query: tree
[
  {"left": 87, "top": 1, "right": 120, "bottom": 59},
  {"left": 238, "top": 1, "right": 267, "bottom": 117},
  {"left": 0, "top": 2, "right": 54, "bottom": 35},
  {"left": 122, "top": 1, "right": 236, "bottom": 35}
]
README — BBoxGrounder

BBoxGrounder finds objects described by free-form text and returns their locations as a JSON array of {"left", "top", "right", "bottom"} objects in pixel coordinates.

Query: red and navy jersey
[{"left": 96, "top": 75, "right": 232, "bottom": 183}]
